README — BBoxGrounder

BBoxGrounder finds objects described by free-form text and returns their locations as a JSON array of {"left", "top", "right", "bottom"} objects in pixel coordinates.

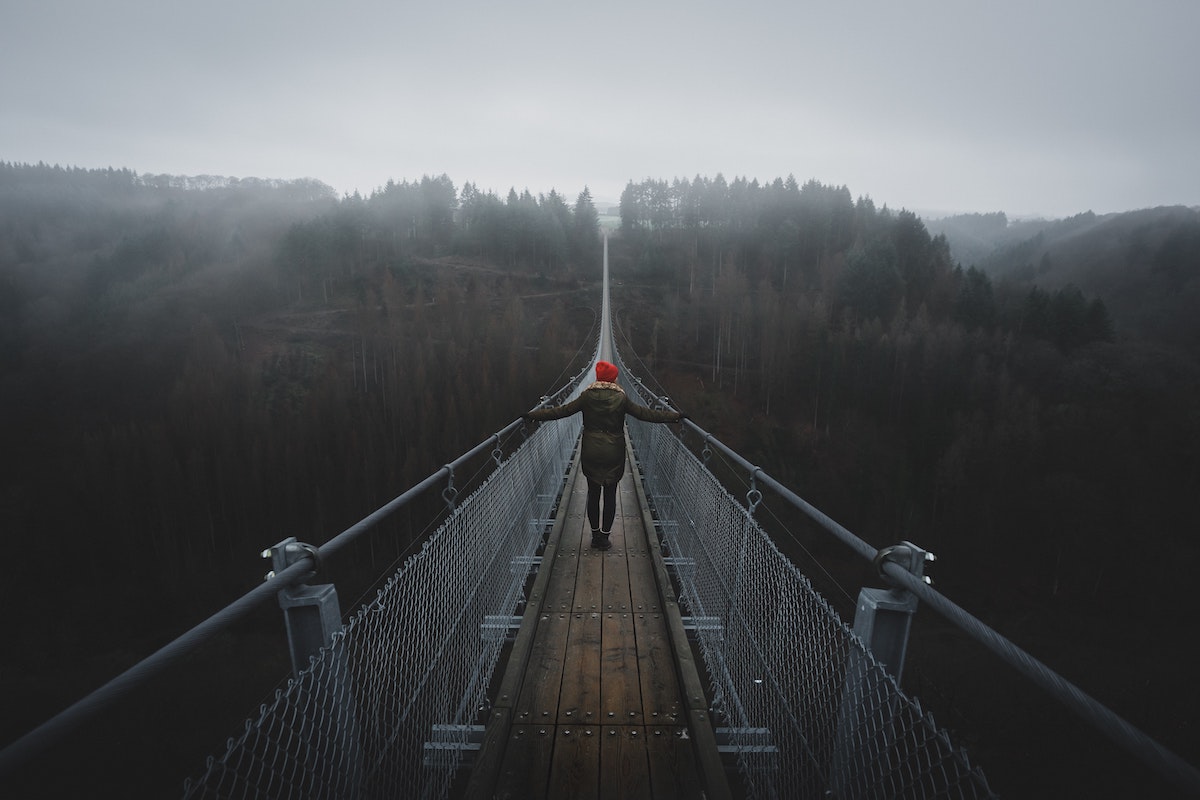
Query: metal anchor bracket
[
  {"left": 746, "top": 468, "right": 763, "bottom": 515},
  {"left": 872, "top": 540, "right": 936, "bottom": 592},
  {"left": 261, "top": 537, "right": 343, "bottom": 677},
  {"left": 852, "top": 540, "right": 935, "bottom": 683},
  {"left": 442, "top": 466, "right": 458, "bottom": 510},
  {"left": 262, "top": 537, "right": 321, "bottom": 584}
]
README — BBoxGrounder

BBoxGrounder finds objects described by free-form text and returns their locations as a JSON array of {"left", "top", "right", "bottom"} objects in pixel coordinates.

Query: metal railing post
[
  {"left": 263, "top": 537, "right": 363, "bottom": 797},
  {"left": 265, "top": 537, "right": 343, "bottom": 676},
  {"left": 851, "top": 540, "right": 934, "bottom": 683},
  {"left": 830, "top": 541, "right": 933, "bottom": 797}
]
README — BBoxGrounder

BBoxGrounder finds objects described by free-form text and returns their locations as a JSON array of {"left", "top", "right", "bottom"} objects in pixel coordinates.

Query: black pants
[{"left": 586, "top": 479, "right": 617, "bottom": 532}]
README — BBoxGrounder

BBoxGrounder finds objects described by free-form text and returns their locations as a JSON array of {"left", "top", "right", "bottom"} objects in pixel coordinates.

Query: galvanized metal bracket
[
  {"left": 263, "top": 536, "right": 343, "bottom": 677},
  {"left": 442, "top": 466, "right": 458, "bottom": 511},
  {"left": 423, "top": 724, "right": 485, "bottom": 769},
  {"left": 746, "top": 468, "right": 763, "bottom": 515},
  {"left": 873, "top": 540, "right": 936, "bottom": 592},
  {"left": 263, "top": 538, "right": 321, "bottom": 584},
  {"left": 853, "top": 540, "right": 936, "bottom": 683}
]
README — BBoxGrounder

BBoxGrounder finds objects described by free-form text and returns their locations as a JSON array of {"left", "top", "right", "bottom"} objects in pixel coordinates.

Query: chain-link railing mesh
[
  {"left": 621, "top": 373, "right": 995, "bottom": 800},
  {"left": 180, "top": 328, "right": 992, "bottom": 800},
  {"left": 182, "top": 407, "right": 583, "bottom": 800}
]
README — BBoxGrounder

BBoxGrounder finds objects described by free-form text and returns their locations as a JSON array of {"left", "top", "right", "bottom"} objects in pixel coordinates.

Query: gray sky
[{"left": 3, "top": 0, "right": 1197, "bottom": 218}]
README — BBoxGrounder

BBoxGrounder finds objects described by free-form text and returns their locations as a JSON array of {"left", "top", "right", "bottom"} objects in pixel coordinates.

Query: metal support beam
[
  {"left": 664, "top": 555, "right": 697, "bottom": 580},
  {"left": 481, "top": 615, "right": 524, "bottom": 643},
  {"left": 715, "top": 726, "right": 779, "bottom": 754},
  {"left": 715, "top": 727, "right": 779, "bottom": 785},
  {"left": 510, "top": 554, "right": 542, "bottom": 575},
  {"left": 831, "top": 541, "right": 934, "bottom": 796},
  {"left": 423, "top": 724, "right": 485, "bottom": 769},
  {"left": 681, "top": 615, "right": 723, "bottom": 638}
]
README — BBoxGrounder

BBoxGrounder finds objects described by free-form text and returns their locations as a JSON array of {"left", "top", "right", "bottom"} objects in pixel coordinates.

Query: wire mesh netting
[
  {"left": 621, "top": 372, "right": 995, "bottom": 800},
  {"left": 181, "top": 408, "right": 582, "bottom": 800},
  {"left": 182, "top": 349, "right": 993, "bottom": 800}
]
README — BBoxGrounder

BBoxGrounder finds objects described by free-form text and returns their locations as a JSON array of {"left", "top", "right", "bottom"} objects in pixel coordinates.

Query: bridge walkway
[{"left": 465, "top": 441, "right": 730, "bottom": 799}]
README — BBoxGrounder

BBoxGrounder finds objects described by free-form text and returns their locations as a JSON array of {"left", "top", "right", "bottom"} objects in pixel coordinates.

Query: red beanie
[{"left": 595, "top": 360, "right": 618, "bottom": 382}]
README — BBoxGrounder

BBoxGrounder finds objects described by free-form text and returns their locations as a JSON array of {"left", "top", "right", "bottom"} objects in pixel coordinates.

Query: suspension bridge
[{"left": 2, "top": 236, "right": 1198, "bottom": 798}]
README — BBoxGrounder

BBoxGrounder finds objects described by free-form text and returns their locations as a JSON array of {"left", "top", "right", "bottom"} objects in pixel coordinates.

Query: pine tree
[{"left": 572, "top": 186, "right": 600, "bottom": 267}]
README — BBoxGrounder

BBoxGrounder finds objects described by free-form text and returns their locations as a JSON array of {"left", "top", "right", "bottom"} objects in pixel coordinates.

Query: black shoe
[{"left": 592, "top": 532, "right": 612, "bottom": 551}]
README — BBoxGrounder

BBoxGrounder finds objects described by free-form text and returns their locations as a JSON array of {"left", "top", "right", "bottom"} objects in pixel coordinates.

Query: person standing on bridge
[{"left": 524, "top": 360, "right": 682, "bottom": 550}]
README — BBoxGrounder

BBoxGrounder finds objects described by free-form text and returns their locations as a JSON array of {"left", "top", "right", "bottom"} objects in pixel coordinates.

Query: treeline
[
  {"left": 961, "top": 206, "right": 1200, "bottom": 358},
  {"left": 277, "top": 175, "right": 601, "bottom": 298},
  {"left": 612, "top": 175, "right": 1195, "bottom": 618},
  {"left": 459, "top": 183, "right": 601, "bottom": 271},
  {"left": 613, "top": 176, "right": 1200, "bottom": 798},
  {"left": 0, "top": 163, "right": 597, "bottom": 664}
]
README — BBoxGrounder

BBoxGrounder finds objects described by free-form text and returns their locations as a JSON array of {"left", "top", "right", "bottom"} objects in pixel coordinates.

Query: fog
[{"left": 3, "top": 0, "right": 1198, "bottom": 218}]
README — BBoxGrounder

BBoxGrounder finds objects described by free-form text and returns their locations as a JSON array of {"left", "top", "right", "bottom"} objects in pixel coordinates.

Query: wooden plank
[
  {"left": 616, "top": 480, "right": 640, "bottom": 551},
  {"left": 621, "top": 493, "right": 660, "bottom": 618},
  {"left": 513, "top": 470, "right": 588, "bottom": 725},
  {"left": 544, "top": 530, "right": 585, "bottom": 613},
  {"left": 466, "top": 456, "right": 583, "bottom": 800},
  {"left": 631, "top": 611, "right": 683, "bottom": 724},
  {"left": 556, "top": 469, "right": 603, "bottom": 727},
  {"left": 600, "top": 487, "right": 640, "bottom": 723},
  {"left": 558, "top": 545, "right": 603, "bottom": 724},
  {"left": 600, "top": 610, "right": 640, "bottom": 725},
  {"left": 514, "top": 610, "right": 571, "bottom": 724},
  {"left": 645, "top": 725, "right": 704, "bottom": 799},
  {"left": 546, "top": 725, "right": 601, "bottom": 800},
  {"left": 602, "top": 484, "right": 634, "bottom": 612},
  {"left": 490, "top": 724, "right": 555, "bottom": 800},
  {"left": 628, "top": 505, "right": 684, "bottom": 725},
  {"left": 598, "top": 725, "right": 651, "bottom": 799},
  {"left": 558, "top": 478, "right": 590, "bottom": 552}
]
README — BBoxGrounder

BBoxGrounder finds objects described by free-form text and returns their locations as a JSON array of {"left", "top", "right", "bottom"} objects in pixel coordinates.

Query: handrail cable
[
  {"left": 0, "top": 362, "right": 588, "bottom": 779},
  {"left": 631, "top": 378, "right": 1200, "bottom": 796},
  {"left": 538, "top": 304, "right": 599, "bottom": 397},
  {"left": 881, "top": 561, "right": 1200, "bottom": 796},
  {"left": 611, "top": 314, "right": 859, "bottom": 608}
]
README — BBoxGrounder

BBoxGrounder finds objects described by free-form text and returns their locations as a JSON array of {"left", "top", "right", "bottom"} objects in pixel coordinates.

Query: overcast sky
[{"left": 3, "top": 0, "right": 1197, "bottom": 218}]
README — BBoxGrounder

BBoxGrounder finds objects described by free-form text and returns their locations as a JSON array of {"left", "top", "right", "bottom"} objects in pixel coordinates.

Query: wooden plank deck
[{"left": 465, "top": 442, "right": 731, "bottom": 800}]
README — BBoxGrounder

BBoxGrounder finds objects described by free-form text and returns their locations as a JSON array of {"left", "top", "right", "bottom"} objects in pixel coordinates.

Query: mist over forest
[{"left": 2, "top": 162, "right": 1198, "bottom": 798}]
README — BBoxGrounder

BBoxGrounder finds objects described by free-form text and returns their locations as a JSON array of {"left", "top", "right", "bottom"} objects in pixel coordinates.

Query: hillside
[
  {"left": 0, "top": 163, "right": 600, "bottom": 798},
  {"left": 929, "top": 205, "right": 1200, "bottom": 354},
  {"left": 610, "top": 177, "right": 1200, "bottom": 799}
]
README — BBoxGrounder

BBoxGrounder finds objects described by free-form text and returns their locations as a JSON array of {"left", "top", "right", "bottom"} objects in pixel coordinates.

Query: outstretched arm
[
  {"left": 625, "top": 399, "right": 683, "bottom": 424},
  {"left": 525, "top": 395, "right": 584, "bottom": 422}
]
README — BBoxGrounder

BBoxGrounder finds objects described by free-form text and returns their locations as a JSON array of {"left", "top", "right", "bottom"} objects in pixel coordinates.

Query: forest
[
  {"left": 2, "top": 162, "right": 1198, "bottom": 798},
  {"left": 612, "top": 175, "right": 1199, "bottom": 798},
  {"left": 0, "top": 162, "right": 601, "bottom": 797},
  {"left": 613, "top": 175, "right": 1196, "bottom": 608}
]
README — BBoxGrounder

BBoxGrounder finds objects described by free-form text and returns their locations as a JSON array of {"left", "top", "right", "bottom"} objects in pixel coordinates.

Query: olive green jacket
[{"left": 527, "top": 381, "right": 682, "bottom": 485}]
